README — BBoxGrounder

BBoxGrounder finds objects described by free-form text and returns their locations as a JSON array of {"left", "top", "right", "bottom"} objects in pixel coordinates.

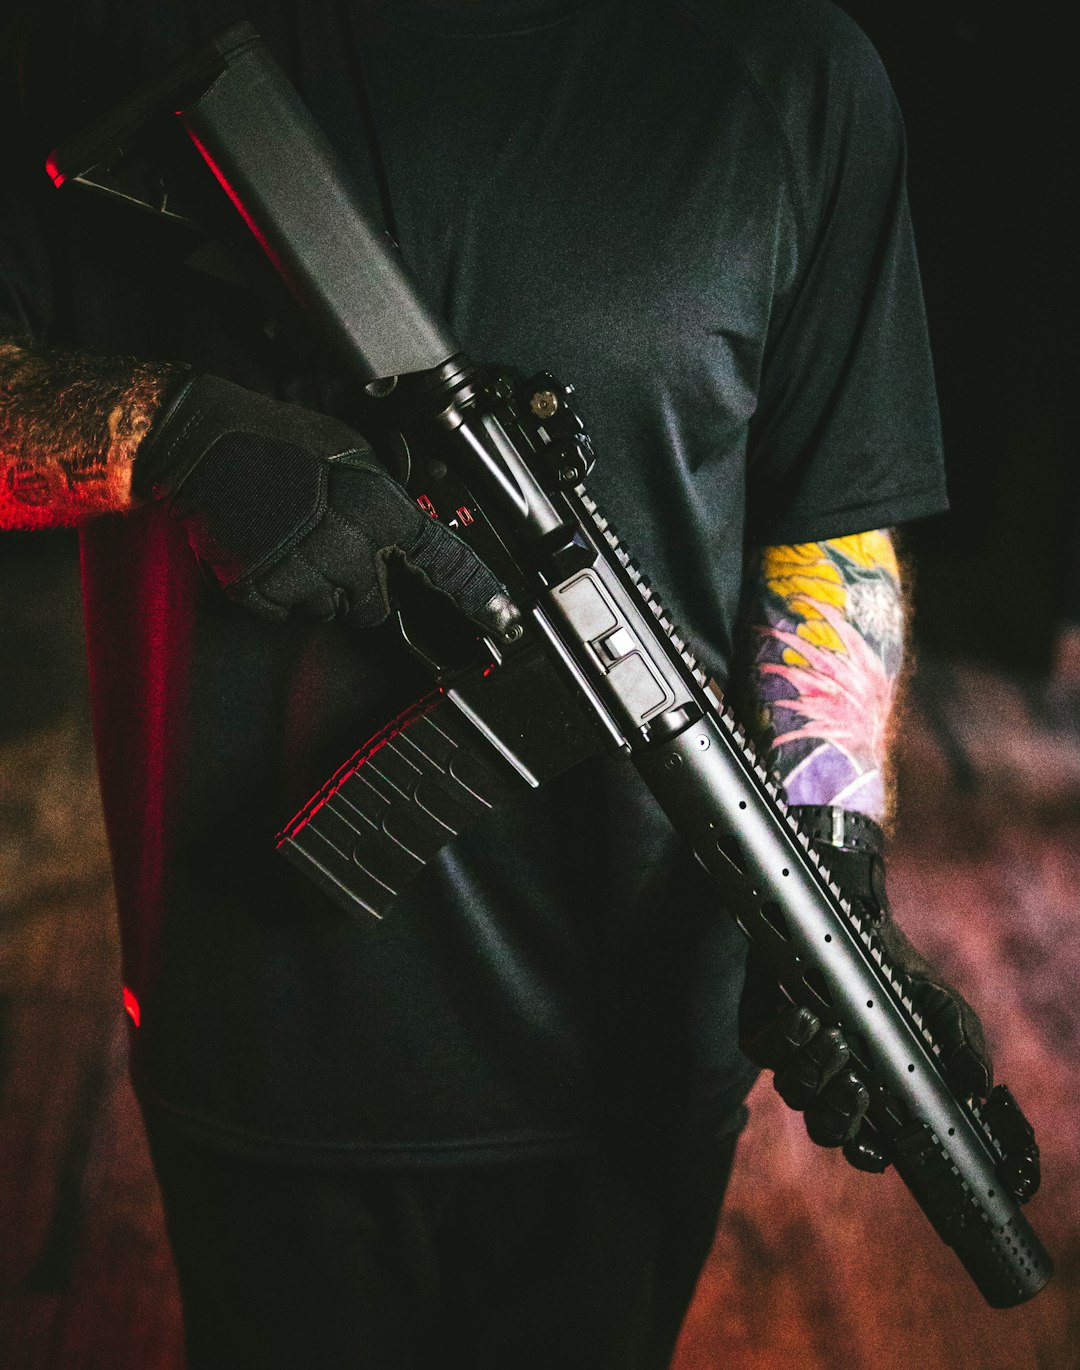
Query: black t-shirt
[{"left": 1, "top": 0, "right": 946, "bottom": 1163}]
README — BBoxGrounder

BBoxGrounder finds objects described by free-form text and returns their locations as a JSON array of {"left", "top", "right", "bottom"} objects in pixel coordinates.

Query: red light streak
[
  {"left": 81, "top": 515, "right": 198, "bottom": 1001},
  {"left": 182, "top": 124, "right": 288, "bottom": 281},
  {"left": 123, "top": 986, "right": 141, "bottom": 1028},
  {"left": 455, "top": 506, "right": 474, "bottom": 526},
  {"left": 416, "top": 494, "right": 438, "bottom": 518},
  {"left": 276, "top": 693, "right": 441, "bottom": 844}
]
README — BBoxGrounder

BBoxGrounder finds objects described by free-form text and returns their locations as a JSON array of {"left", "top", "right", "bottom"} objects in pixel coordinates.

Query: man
[{"left": 0, "top": 0, "right": 989, "bottom": 1364}]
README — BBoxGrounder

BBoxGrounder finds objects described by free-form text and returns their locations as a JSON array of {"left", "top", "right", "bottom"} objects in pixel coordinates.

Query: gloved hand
[
  {"left": 738, "top": 806, "right": 993, "bottom": 1172},
  {"left": 133, "top": 373, "right": 519, "bottom": 635}
]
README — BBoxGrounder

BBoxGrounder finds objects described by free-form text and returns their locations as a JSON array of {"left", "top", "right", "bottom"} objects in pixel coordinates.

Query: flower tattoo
[{"left": 742, "top": 533, "right": 905, "bottom": 821}]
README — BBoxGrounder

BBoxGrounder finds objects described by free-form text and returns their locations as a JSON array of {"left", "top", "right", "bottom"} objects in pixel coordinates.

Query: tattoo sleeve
[
  {"left": 740, "top": 532, "right": 907, "bottom": 823},
  {"left": 0, "top": 339, "right": 184, "bottom": 529}
]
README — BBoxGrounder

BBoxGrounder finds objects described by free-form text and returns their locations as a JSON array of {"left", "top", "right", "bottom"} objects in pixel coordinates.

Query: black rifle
[{"left": 49, "top": 23, "right": 1051, "bottom": 1308}]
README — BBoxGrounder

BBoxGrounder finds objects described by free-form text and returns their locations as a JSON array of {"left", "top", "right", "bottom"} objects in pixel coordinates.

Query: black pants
[{"left": 145, "top": 1115, "right": 743, "bottom": 1370}]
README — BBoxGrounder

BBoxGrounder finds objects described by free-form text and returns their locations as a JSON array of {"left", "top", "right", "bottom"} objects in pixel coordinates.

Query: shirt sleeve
[{"left": 744, "top": 9, "right": 948, "bottom": 546}]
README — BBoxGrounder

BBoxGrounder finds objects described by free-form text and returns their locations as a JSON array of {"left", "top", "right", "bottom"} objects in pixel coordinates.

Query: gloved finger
[
  {"left": 231, "top": 571, "right": 349, "bottom": 625},
  {"left": 740, "top": 1001, "right": 819, "bottom": 1072},
  {"left": 774, "top": 1025, "right": 849, "bottom": 1111},
  {"left": 398, "top": 520, "right": 520, "bottom": 637},
  {"left": 227, "top": 579, "right": 290, "bottom": 623},
  {"left": 232, "top": 516, "right": 389, "bottom": 625},
  {"left": 948, "top": 1037, "right": 992, "bottom": 1100},
  {"left": 872, "top": 914, "right": 994, "bottom": 1100},
  {"left": 804, "top": 1068, "right": 868, "bottom": 1147},
  {"left": 914, "top": 983, "right": 992, "bottom": 1098},
  {"left": 842, "top": 1127, "right": 890, "bottom": 1174},
  {"left": 475, "top": 588, "right": 522, "bottom": 641}
]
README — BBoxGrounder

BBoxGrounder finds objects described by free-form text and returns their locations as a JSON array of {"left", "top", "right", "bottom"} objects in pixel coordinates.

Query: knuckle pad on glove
[
  {"left": 226, "top": 581, "right": 289, "bottom": 622},
  {"left": 251, "top": 536, "right": 389, "bottom": 627},
  {"left": 774, "top": 1027, "right": 849, "bottom": 1110},
  {"left": 805, "top": 1072, "right": 868, "bottom": 1147},
  {"left": 803, "top": 1025, "right": 849, "bottom": 1079},
  {"left": 740, "top": 1002, "right": 817, "bottom": 1072},
  {"left": 843, "top": 1130, "right": 890, "bottom": 1174},
  {"left": 243, "top": 555, "right": 326, "bottom": 616},
  {"left": 293, "top": 514, "right": 394, "bottom": 626}
]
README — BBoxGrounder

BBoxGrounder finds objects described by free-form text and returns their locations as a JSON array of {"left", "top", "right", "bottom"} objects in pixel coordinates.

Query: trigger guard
[
  {"left": 393, "top": 605, "right": 486, "bottom": 679},
  {"left": 394, "top": 606, "right": 450, "bottom": 674}
]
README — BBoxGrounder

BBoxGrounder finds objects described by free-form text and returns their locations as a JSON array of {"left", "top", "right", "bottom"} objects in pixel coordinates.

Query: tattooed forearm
[
  {"left": 741, "top": 532, "right": 907, "bottom": 823},
  {"left": 0, "top": 339, "right": 185, "bottom": 529}
]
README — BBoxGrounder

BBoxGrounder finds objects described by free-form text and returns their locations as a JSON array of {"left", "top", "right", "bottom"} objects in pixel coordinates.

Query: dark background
[{"left": 840, "top": 0, "right": 1076, "bottom": 670}]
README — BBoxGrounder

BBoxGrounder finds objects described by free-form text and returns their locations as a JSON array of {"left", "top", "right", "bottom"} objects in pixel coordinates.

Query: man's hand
[
  {"left": 738, "top": 814, "right": 993, "bottom": 1173},
  {"left": 739, "top": 953, "right": 880, "bottom": 1166},
  {"left": 134, "top": 373, "right": 518, "bottom": 635}
]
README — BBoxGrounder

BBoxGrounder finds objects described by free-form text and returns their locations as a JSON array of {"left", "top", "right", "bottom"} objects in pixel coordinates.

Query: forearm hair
[{"left": 0, "top": 338, "right": 182, "bottom": 529}]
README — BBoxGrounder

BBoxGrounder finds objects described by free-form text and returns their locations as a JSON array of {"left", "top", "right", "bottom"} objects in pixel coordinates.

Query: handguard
[{"left": 49, "top": 24, "right": 1053, "bottom": 1307}]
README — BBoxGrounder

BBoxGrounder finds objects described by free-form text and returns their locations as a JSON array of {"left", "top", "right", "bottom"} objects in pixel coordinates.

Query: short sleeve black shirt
[{"left": 0, "top": 0, "right": 946, "bottom": 1162}]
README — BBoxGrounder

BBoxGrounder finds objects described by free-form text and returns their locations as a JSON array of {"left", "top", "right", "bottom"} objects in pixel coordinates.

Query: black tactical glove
[
  {"left": 133, "top": 373, "right": 519, "bottom": 634},
  {"left": 739, "top": 806, "right": 993, "bottom": 1173},
  {"left": 739, "top": 953, "right": 878, "bottom": 1162}
]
